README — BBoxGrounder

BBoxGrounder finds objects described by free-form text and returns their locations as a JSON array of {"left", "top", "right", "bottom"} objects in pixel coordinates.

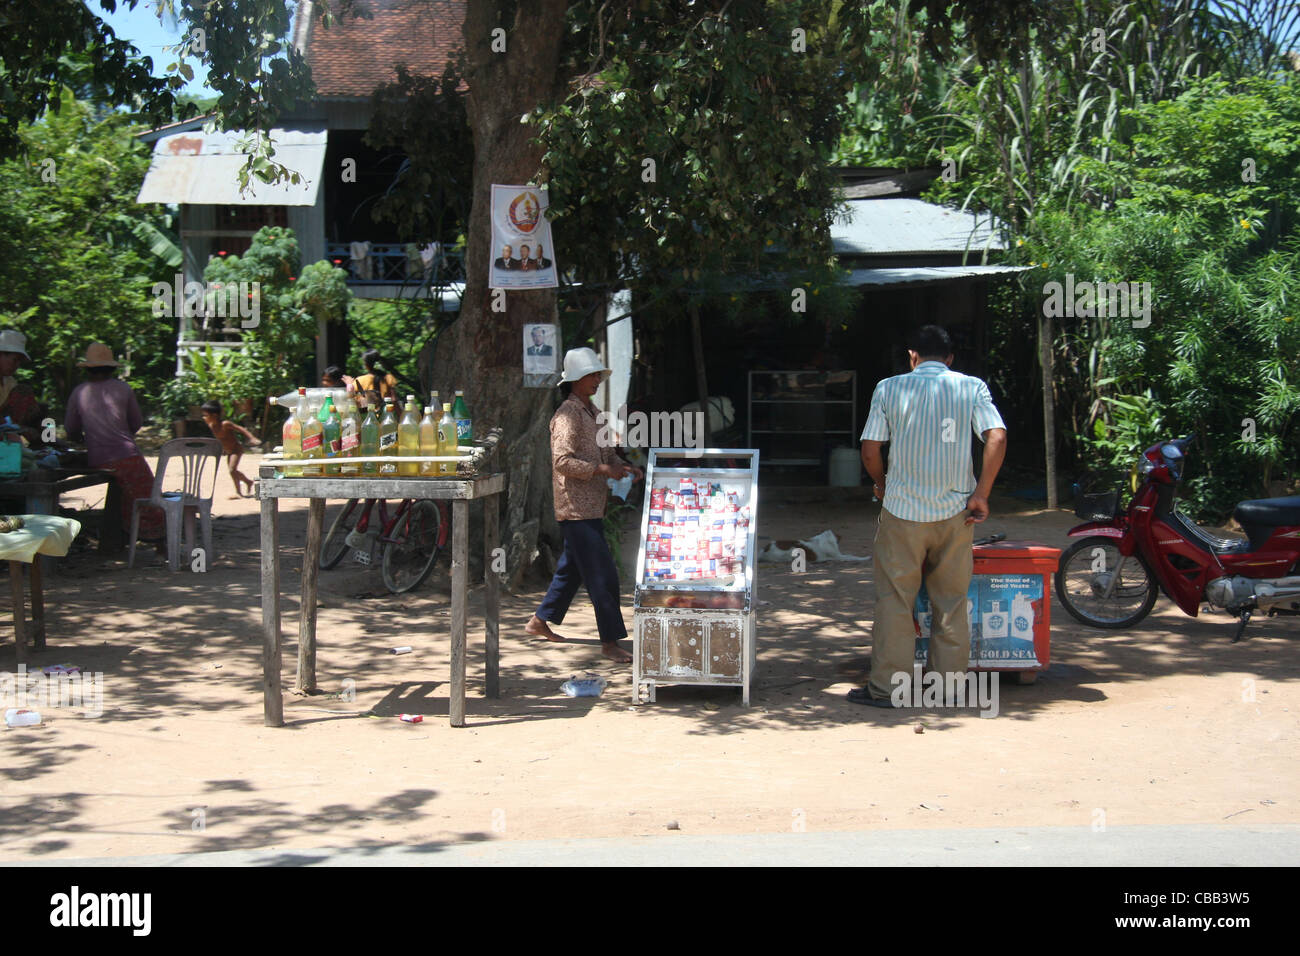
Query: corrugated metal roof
[
  {"left": 844, "top": 265, "right": 1033, "bottom": 288},
  {"left": 832, "top": 198, "right": 1008, "bottom": 255},
  {"left": 137, "top": 126, "right": 327, "bottom": 206}
]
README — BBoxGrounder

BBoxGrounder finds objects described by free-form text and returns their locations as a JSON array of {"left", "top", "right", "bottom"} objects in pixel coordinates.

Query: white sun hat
[
  {"left": 560, "top": 347, "right": 610, "bottom": 383},
  {"left": 0, "top": 329, "right": 30, "bottom": 359}
]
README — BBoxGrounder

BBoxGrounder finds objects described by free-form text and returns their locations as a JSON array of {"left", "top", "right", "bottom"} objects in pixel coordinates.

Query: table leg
[
  {"left": 29, "top": 558, "right": 45, "bottom": 650},
  {"left": 261, "top": 496, "right": 283, "bottom": 726},
  {"left": 450, "top": 497, "right": 468, "bottom": 727},
  {"left": 9, "top": 561, "right": 25, "bottom": 664},
  {"left": 297, "top": 497, "right": 324, "bottom": 693},
  {"left": 484, "top": 496, "right": 500, "bottom": 699}
]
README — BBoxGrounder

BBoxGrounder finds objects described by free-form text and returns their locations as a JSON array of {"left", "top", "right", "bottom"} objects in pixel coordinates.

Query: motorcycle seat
[{"left": 1234, "top": 495, "right": 1300, "bottom": 528}]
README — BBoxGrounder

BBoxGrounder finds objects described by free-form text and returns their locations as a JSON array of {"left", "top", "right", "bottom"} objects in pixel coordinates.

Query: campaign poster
[{"left": 489, "top": 184, "right": 558, "bottom": 289}]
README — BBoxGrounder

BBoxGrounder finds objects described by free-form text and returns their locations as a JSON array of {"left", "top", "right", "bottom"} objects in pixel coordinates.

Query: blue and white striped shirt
[{"left": 861, "top": 361, "right": 1006, "bottom": 522}]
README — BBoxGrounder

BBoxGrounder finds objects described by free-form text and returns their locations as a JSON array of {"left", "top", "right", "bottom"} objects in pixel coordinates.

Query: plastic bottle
[
  {"left": 451, "top": 389, "right": 472, "bottom": 447},
  {"left": 4, "top": 708, "right": 42, "bottom": 727},
  {"left": 282, "top": 387, "right": 306, "bottom": 477},
  {"left": 419, "top": 406, "right": 438, "bottom": 476},
  {"left": 398, "top": 395, "right": 421, "bottom": 476},
  {"left": 339, "top": 399, "right": 360, "bottom": 476},
  {"left": 437, "top": 403, "right": 457, "bottom": 476},
  {"left": 270, "top": 387, "right": 344, "bottom": 408},
  {"left": 322, "top": 398, "right": 342, "bottom": 475},
  {"left": 429, "top": 390, "right": 441, "bottom": 419},
  {"left": 378, "top": 398, "right": 399, "bottom": 475},
  {"left": 359, "top": 403, "right": 379, "bottom": 475},
  {"left": 560, "top": 675, "right": 607, "bottom": 698}
]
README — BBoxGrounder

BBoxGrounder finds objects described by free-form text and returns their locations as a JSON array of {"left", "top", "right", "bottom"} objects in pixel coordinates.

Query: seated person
[
  {"left": 64, "top": 343, "right": 164, "bottom": 541},
  {"left": 0, "top": 329, "right": 44, "bottom": 443}
]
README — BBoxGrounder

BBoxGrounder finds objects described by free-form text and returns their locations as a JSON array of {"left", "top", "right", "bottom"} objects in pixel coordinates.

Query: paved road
[{"left": 14, "top": 824, "right": 1298, "bottom": 866}]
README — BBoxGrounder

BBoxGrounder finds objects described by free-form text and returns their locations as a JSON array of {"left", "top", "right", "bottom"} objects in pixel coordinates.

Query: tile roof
[{"left": 298, "top": 0, "right": 465, "bottom": 98}]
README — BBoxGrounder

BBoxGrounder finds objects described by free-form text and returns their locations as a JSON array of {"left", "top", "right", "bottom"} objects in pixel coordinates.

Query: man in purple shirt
[{"left": 64, "top": 344, "right": 164, "bottom": 540}]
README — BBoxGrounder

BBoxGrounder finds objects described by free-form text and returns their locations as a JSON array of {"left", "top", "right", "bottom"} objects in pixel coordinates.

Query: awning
[
  {"left": 844, "top": 265, "right": 1035, "bottom": 288},
  {"left": 137, "top": 125, "right": 327, "bottom": 206},
  {"left": 833, "top": 198, "right": 1009, "bottom": 255}
]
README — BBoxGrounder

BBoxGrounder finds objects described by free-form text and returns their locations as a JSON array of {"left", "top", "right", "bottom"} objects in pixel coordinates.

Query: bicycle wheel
[
  {"left": 1055, "top": 537, "right": 1159, "bottom": 628},
  {"left": 320, "top": 500, "right": 364, "bottom": 570},
  {"left": 382, "top": 500, "right": 444, "bottom": 593}
]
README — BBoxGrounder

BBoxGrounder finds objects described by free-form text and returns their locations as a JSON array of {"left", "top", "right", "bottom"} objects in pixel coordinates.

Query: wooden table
[
  {"left": 256, "top": 469, "right": 506, "bottom": 728},
  {"left": 1, "top": 515, "right": 82, "bottom": 663}
]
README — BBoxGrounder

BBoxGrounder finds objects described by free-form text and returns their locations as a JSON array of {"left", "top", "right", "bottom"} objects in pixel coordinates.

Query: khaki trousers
[{"left": 868, "top": 508, "right": 974, "bottom": 700}]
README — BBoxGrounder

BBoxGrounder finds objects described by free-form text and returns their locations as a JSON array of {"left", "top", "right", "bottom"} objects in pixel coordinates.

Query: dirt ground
[{"left": 1, "top": 453, "right": 1296, "bottom": 861}]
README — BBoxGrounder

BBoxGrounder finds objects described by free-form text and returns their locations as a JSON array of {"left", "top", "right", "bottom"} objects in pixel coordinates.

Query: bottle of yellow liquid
[
  {"left": 282, "top": 386, "right": 306, "bottom": 477},
  {"left": 378, "top": 398, "right": 398, "bottom": 475},
  {"left": 437, "top": 402, "right": 457, "bottom": 476},
  {"left": 301, "top": 391, "right": 325, "bottom": 476},
  {"left": 419, "top": 405, "right": 438, "bottom": 476},
  {"left": 398, "top": 395, "right": 420, "bottom": 476},
  {"left": 339, "top": 398, "right": 360, "bottom": 476}
]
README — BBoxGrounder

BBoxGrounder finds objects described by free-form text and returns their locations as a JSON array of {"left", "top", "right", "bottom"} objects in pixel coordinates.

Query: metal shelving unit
[{"left": 746, "top": 370, "right": 857, "bottom": 468}]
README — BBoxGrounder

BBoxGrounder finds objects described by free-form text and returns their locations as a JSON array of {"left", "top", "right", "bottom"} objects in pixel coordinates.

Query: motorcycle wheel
[{"left": 1055, "top": 537, "right": 1159, "bottom": 629}]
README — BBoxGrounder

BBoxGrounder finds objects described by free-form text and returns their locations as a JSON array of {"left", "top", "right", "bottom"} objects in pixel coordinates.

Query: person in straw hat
[
  {"left": 64, "top": 343, "right": 164, "bottom": 541},
  {"left": 0, "top": 329, "right": 44, "bottom": 441},
  {"left": 525, "top": 347, "right": 642, "bottom": 663}
]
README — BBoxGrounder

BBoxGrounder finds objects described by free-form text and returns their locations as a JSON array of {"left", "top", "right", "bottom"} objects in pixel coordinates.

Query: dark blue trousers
[{"left": 536, "top": 518, "right": 628, "bottom": 644}]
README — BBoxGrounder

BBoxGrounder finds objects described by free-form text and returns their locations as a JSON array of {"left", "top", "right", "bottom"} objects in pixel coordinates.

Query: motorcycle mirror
[{"left": 1161, "top": 443, "right": 1184, "bottom": 459}]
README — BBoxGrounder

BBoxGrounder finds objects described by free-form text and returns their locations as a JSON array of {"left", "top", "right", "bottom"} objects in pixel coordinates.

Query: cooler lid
[{"left": 973, "top": 539, "right": 1061, "bottom": 559}]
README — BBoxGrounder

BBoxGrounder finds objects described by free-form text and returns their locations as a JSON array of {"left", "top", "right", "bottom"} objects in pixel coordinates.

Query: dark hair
[
  {"left": 362, "top": 349, "right": 381, "bottom": 371},
  {"left": 200, "top": 400, "right": 222, "bottom": 415},
  {"left": 559, "top": 381, "right": 574, "bottom": 397},
  {"left": 86, "top": 366, "right": 115, "bottom": 380},
  {"left": 911, "top": 324, "right": 953, "bottom": 359},
  {"left": 323, "top": 365, "right": 344, "bottom": 383}
]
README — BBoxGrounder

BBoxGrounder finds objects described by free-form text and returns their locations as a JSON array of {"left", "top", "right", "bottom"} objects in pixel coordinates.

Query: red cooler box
[{"left": 913, "top": 540, "right": 1060, "bottom": 681}]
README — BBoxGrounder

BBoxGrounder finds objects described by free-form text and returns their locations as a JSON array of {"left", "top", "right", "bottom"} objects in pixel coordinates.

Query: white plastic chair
[{"left": 128, "top": 438, "right": 223, "bottom": 571}]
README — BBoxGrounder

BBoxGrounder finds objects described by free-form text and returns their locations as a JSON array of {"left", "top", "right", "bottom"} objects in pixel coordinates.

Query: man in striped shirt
[{"left": 849, "top": 325, "right": 1007, "bottom": 707}]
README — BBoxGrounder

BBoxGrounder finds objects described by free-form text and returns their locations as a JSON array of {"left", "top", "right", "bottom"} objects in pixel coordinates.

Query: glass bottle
[
  {"left": 322, "top": 397, "right": 342, "bottom": 476},
  {"left": 378, "top": 397, "right": 399, "bottom": 475},
  {"left": 340, "top": 399, "right": 361, "bottom": 476},
  {"left": 437, "top": 402, "right": 457, "bottom": 476},
  {"left": 398, "top": 395, "right": 420, "bottom": 476},
  {"left": 418, "top": 405, "right": 438, "bottom": 476},
  {"left": 359, "top": 402, "right": 379, "bottom": 476},
  {"left": 282, "top": 386, "right": 306, "bottom": 477}
]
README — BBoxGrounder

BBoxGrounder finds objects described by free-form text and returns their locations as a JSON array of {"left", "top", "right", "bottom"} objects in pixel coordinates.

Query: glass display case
[{"left": 632, "top": 449, "right": 760, "bottom": 704}]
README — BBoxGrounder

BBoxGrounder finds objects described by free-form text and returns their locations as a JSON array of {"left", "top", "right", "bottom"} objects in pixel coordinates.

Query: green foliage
[
  {"left": 0, "top": 96, "right": 178, "bottom": 411},
  {"left": 200, "top": 226, "right": 353, "bottom": 406},
  {"left": 346, "top": 299, "right": 439, "bottom": 393},
  {"left": 1019, "top": 75, "right": 1300, "bottom": 516}
]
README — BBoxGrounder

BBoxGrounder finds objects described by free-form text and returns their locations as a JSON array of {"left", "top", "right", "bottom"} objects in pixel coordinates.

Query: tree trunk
[
  {"left": 1039, "top": 311, "right": 1058, "bottom": 509},
  {"left": 422, "top": 0, "right": 572, "bottom": 589},
  {"left": 689, "top": 300, "right": 714, "bottom": 447}
]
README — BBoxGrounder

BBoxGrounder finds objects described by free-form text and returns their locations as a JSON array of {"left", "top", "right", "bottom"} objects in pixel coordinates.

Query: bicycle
[{"left": 319, "top": 496, "right": 450, "bottom": 594}]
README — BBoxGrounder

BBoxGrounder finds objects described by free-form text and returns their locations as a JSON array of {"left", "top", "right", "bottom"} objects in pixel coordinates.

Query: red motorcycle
[{"left": 1056, "top": 435, "right": 1300, "bottom": 640}]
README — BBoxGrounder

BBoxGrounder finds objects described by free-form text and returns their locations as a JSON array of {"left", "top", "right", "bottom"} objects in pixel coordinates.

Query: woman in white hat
[
  {"left": 64, "top": 344, "right": 164, "bottom": 541},
  {"left": 525, "top": 347, "right": 643, "bottom": 663},
  {"left": 0, "top": 329, "right": 43, "bottom": 440}
]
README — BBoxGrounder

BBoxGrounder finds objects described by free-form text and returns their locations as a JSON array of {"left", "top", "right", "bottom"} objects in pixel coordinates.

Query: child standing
[{"left": 200, "top": 401, "right": 262, "bottom": 498}]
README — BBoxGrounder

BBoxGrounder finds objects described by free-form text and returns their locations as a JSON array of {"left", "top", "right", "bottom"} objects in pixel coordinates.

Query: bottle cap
[{"left": 455, "top": 389, "right": 464, "bottom": 395}]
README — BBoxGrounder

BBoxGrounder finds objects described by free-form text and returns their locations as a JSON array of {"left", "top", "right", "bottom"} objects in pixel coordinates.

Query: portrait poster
[
  {"left": 522, "top": 323, "right": 559, "bottom": 374},
  {"left": 489, "top": 184, "right": 559, "bottom": 289}
]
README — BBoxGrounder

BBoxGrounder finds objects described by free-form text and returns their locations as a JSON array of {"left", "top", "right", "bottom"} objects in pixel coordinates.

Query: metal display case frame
[{"left": 632, "top": 448, "right": 760, "bottom": 704}]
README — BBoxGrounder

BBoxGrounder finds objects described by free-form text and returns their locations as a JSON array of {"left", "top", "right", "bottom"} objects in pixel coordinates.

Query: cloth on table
[{"left": 0, "top": 515, "right": 82, "bottom": 563}]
